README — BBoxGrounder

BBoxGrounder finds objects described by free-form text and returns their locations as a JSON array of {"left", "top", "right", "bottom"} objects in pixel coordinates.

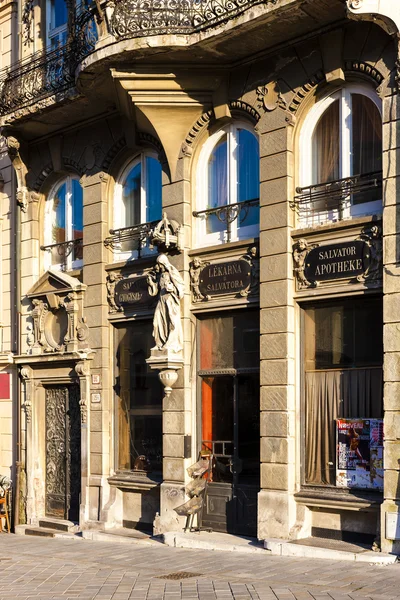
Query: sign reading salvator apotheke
[
  {"left": 199, "top": 259, "right": 252, "bottom": 297},
  {"left": 304, "top": 240, "right": 370, "bottom": 284}
]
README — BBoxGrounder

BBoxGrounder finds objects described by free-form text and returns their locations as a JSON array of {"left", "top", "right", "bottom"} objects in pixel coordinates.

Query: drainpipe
[{"left": 13, "top": 165, "right": 22, "bottom": 531}]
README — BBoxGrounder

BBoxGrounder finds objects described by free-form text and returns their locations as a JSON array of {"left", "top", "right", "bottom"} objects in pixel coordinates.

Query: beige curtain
[{"left": 305, "top": 368, "right": 383, "bottom": 485}]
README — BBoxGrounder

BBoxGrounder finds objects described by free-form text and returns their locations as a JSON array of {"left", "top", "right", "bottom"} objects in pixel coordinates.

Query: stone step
[
  {"left": 264, "top": 537, "right": 398, "bottom": 564},
  {"left": 82, "top": 527, "right": 158, "bottom": 546},
  {"left": 16, "top": 524, "right": 82, "bottom": 539},
  {"left": 163, "top": 531, "right": 266, "bottom": 554},
  {"left": 38, "top": 517, "right": 80, "bottom": 533}
]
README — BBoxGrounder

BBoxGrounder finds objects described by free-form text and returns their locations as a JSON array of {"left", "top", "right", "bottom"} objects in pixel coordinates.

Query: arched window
[
  {"left": 299, "top": 85, "right": 382, "bottom": 223},
  {"left": 196, "top": 123, "right": 259, "bottom": 245},
  {"left": 43, "top": 176, "right": 83, "bottom": 271},
  {"left": 113, "top": 153, "right": 162, "bottom": 257}
]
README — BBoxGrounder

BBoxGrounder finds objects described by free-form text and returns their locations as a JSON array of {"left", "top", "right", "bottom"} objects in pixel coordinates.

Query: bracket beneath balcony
[{"left": 347, "top": 0, "right": 400, "bottom": 35}]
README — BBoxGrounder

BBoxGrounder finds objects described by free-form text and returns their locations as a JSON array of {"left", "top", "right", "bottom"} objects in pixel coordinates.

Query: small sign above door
[
  {"left": 199, "top": 260, "right": 251, "bottom": 298},
  {"left": 114, "top": 276, "right": 153, "bottom": 309}
]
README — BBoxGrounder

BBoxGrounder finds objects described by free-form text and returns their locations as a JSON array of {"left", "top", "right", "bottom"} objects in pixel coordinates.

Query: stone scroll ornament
[{"left": 147, "top": 254, "right": 185, "bottom": 353}]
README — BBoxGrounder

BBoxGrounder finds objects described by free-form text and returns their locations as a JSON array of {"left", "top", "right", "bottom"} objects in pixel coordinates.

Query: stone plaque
[
  {"left": 199, "top": 260, "right": 251, "bottom": 297},
  {"left": 114, "top": 276, "right": 153, "bottom": 309},
  {"left": 304, "top": 241, "right": 370, "bottom": 284}
]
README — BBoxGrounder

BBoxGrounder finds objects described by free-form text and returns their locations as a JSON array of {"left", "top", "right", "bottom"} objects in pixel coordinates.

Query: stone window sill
[
  {"left": 108, "top": 472, "right": 162, "bottom": 492},
  {"left": 295, "top": 488, "right": 382, "bottom": 512}
]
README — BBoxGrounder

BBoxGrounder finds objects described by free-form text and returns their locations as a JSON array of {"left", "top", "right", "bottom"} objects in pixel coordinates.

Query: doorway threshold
[
  {"left": 264, "top": 537, "right": 398, "bottom": 563},
  {"left": 163, "top": 530, "right": 265, "bottom": 554}
]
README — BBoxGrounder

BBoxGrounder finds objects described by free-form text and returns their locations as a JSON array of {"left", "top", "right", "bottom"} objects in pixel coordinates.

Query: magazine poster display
[{"left": 336, "top": 418, "right": 383, "bottom": 490}]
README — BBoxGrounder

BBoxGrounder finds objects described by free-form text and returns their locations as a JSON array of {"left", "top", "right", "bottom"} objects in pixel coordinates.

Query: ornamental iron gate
[{"left": 45, "top": 385, "right": 81, "bottom": 522}]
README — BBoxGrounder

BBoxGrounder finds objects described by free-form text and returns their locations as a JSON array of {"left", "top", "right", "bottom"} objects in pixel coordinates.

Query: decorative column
[
  {"left": 20, "top": 366, "right": 33, "bottom": 524},
  {"left": 74, "top": 361, "right": 91, "bottom": 524}
]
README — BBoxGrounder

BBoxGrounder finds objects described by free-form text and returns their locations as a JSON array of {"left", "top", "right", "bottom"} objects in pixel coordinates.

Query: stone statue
[
  {"left": 106, "top": 272, "right": 122, "bottom": 312},
  {"left": 147, "top": 254, "right": 184, "bottom": 353}
]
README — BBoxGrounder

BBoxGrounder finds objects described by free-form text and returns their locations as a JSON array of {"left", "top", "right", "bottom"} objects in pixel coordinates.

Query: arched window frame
[
  {"left": 43, "top": 175, "right": 83, "bottom": 272},
  {"left": 113, "top": 151, "right": 162, "bottom": 259},
  {"left": 299, "top": 83, "right": 382, "bottom": 222},
  {"left": 196, "top": 122, "right": 260, "bottom": 246}
]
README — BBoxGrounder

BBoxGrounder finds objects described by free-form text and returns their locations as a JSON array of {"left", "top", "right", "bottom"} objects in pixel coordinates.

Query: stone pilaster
[
  {"left": 257, "top": 108, "right": 296, "bottom": 540},
  {"left": 381, "top": 84, "right": 400, "bottom": 553}
]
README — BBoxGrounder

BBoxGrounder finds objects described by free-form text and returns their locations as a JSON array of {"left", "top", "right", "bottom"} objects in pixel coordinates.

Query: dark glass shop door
[
  {"left": 198, "top": 312, "right": 260, "bottom": 536},
  {"left": 45, "top": 384, "right": 81, "bottom": 522}
]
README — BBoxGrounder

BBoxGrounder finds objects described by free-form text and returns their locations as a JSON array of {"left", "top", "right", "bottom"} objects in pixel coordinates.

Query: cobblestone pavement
[{"left": 0, "top": 535, "right": 400, "bottom": 600}]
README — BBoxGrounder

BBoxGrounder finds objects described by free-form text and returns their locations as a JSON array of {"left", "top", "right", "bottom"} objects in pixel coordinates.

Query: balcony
[
  {"left": 0, "top": 8, "right": 97, "bottom": 120},
  {"left": 291, "top": 172, "right": 383, "bottom": 227}
]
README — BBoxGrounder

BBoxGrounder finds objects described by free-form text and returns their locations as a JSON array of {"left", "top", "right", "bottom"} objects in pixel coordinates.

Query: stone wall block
[
  {"left": 384, "top": 441, "right": 400, "bottom": 470},
  {"left": 260, "top": 332, "right": 294, "bottom": 360},
  {"left": 260, "top": 411, "right": 288, "bottom": 437},
  {"left": 383, "top": 94, "right": 400, "bottom": 124},
  {"left": 383, "top": 148, "right": 400, "bottom": 180},
  {"left": 261, "top": 306, "right": 294, "bottom": 334},
  {"left": 260, "top": 463, "right": 288, "bottom": 490},
  {"left": 260, "top": 359, "right": 289, "bottom": 386},
  {"left": 260, "top": 128, "right": 287, "bottom": 157},
  {"left": 383, "top": 176, "right": 400, "bottom": 207},
  {"left": 384, "top": 323, "right": 400, "bottom": 352},
  {"left": 383, "top": 469, "right": 400, "bottom": 500},
  {"left": 384, "top": 411, "right": 400, "bottom": 440},
  {"left": 163, "top": 411, "right": 185, "bottom": 434},
  {"left": 260, "top": 153, "right": 291, "bottom": 183},
  {"left": 260, "top": 253, "right": 291, "bottom": 282},
  {"left": 260, "top": 280, "right": 290, "bottom": 308},
  {"left": 384, "top": 353, "right": 400, "bottom": 382},
  {"left": 163, "top": 434, "right": 184, "bottom": 458},
  {"left": 259, "top": 228, "right": 290, "bottom": 256},
  {"left": 384, "top": 293, "right": 400, "bottom": 323},
  {"left": 383, "top": 234, "right": 398, "bottom": 266},
  {"left": 260, "top": 385, "right": 295, "bottom": 411},
  {"left": 260, "top": 202, "right": 290, "bottom": 231},
  {"left": 261, "top": 437, "right": 288, "bottom": 464},
  {"left": 384, "top": 382, "right": 400, "bottom": 411},
  {"left": 163, "top": 458, "right": 185, "bottom": 482},
  {"left": 384, "top": 265, "right": 400, "bottom": 294},
  {"left": 383, "top": 121, "right": 400, "bottom": 152},
  {"left": 260, "top": 177, "right": 291, "bottom": 208},
  {"left": 163, "top": 388, "right": 185, "bottom": 412}
]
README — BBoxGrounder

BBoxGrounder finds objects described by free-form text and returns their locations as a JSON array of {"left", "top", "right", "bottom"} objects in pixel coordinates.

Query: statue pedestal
[{"left": 146, "top": 348, "right": 184, "bottom": 396}]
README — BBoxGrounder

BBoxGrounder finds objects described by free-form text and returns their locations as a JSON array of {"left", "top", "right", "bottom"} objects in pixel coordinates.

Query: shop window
[
  {"left": 42, "top": 176, "right": 83, "bottom": 271},
  {"left": 303, "top": 296, "right": 383, "bottom": 487},
  {"left": 195, "top": 124, "right": 259, "bottom": 245},
  {"left": 297, "top": 85, "right": 382, "bottom": 225},
  {"left": 112, "top": 154, "right": 162, "bottom": 258},
  {"left": 114, "top": 321, "right": 163, "bottom": 472}
]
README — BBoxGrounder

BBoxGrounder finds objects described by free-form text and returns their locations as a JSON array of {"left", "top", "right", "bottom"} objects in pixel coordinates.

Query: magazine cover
[{"left": 336, "top": 418, "right": 383, "bottom": 490}]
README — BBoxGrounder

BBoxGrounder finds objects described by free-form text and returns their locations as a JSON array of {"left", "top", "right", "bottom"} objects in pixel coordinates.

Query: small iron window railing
[
  {"left": 41, "top": 238, "right": 83, "bottom": 271},
  {"left": 104, "top": 220, "right": 159, "bottom": 257},
  {"left": 291, "top": 172, "right": 382, "bottom": 225},
  {"left": 193, "top": 198, "right": 259, "bottom": 243}
]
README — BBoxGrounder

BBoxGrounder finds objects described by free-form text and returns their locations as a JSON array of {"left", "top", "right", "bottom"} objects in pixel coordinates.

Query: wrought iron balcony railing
[
  {"left": 41, "top": 238, "right": 83, "bottom": 272},
  {"left": 291, "top": 172, "right": 383, "bottom": 226},
  {"left": 193, "top": 198, "right": 259, "bottom": 242},
  {"left": 104, "top": 221, "right": 159, "bottom": 257},
  {"left": 0, "top": 9, "right": 97, "bottom": 116},
  {"left": 108, "top": 0, "right": 278, "bottom": 39}
]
